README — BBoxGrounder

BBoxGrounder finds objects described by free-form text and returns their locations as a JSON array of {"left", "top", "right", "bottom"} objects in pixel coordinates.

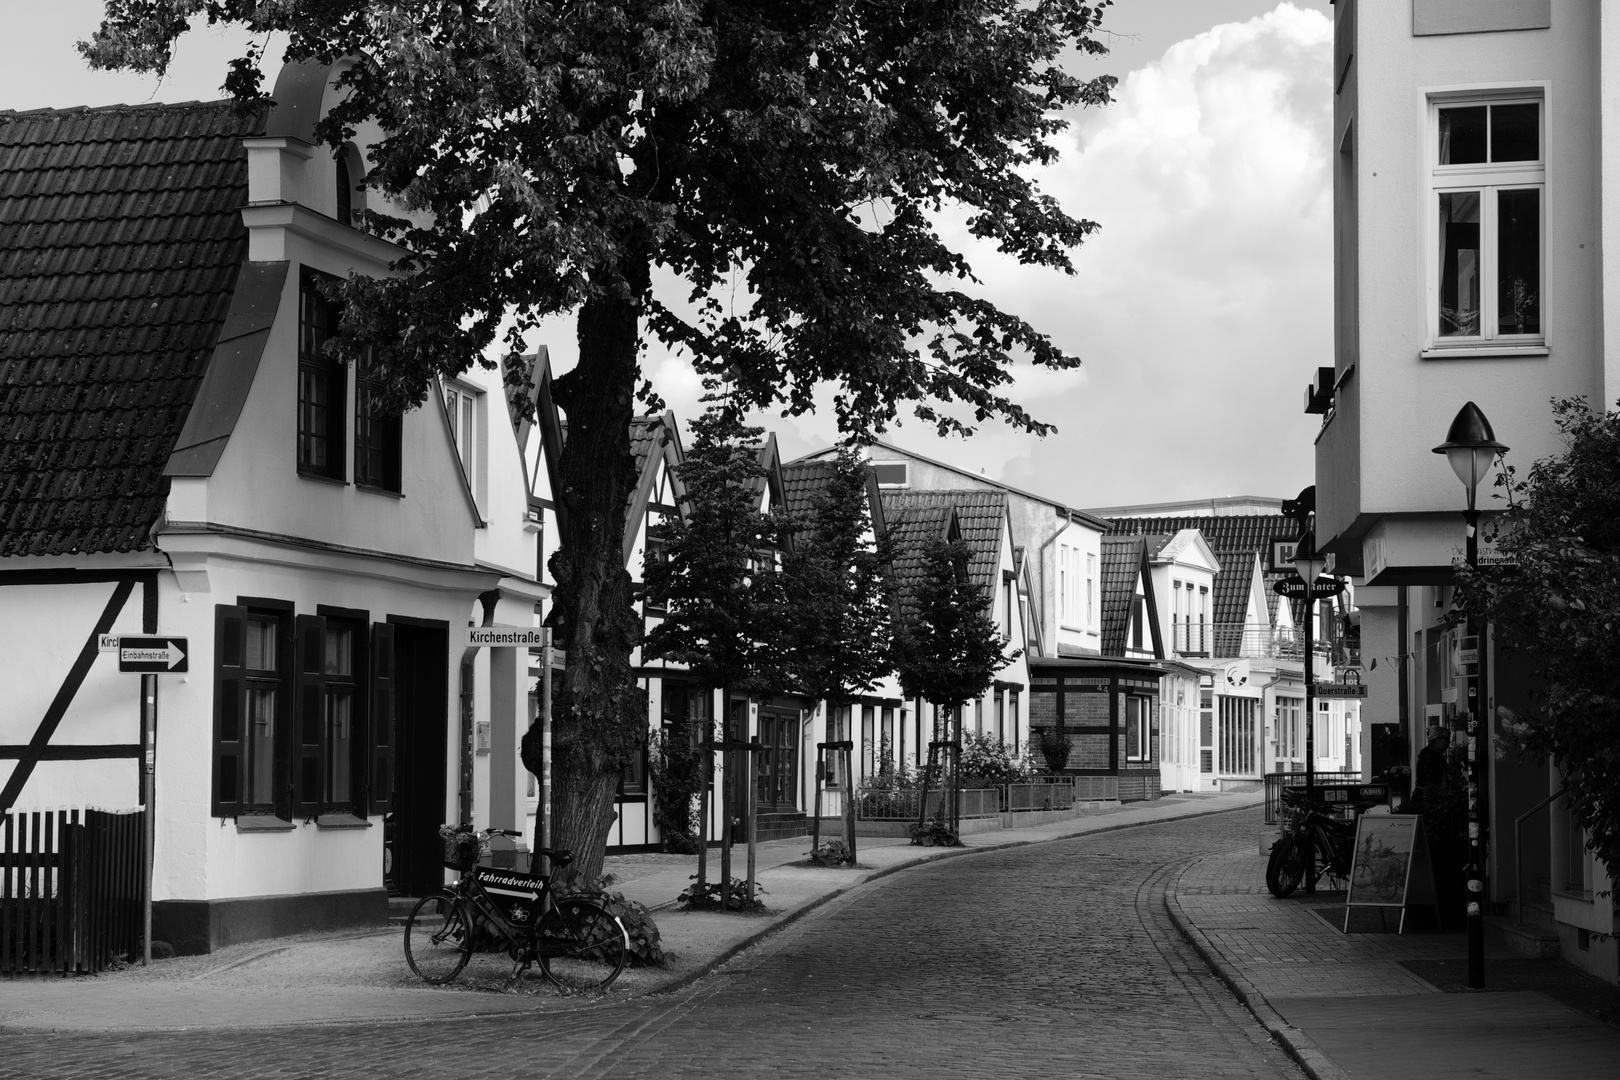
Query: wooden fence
[{"left": 1, "top": 808, "right": 145, "bottom": 975}]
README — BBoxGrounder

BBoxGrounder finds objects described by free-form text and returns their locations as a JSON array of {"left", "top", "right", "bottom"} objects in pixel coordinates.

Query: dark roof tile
[
  {"left": 0, "top": 100, "right": 260, "bottom": 557},
  {"left": 1106, "top": 515, "right": 1295, "bottom": 637}
]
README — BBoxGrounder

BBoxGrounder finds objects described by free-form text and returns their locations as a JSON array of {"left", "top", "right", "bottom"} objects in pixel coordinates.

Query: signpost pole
[
  {"left": 1304, "top": 592, "right": 1317, "bottom": 895},
  {"left": 540, "top": 628, "right": 553, "bottom": 880},
  {"left": 142, "top": 673, "right": 156, "bottom": 966},
  {"left": 1465, "top": 508, "right": 1488, "bottom": 989}
]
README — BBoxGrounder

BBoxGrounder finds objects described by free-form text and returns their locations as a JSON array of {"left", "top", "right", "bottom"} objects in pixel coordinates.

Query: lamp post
[
  {"left": 1293, "top": 528, "right": 1327, "bottom": 894},
  {"left": 1433, "top": 401, "right": 1508, "bottom": 991}
]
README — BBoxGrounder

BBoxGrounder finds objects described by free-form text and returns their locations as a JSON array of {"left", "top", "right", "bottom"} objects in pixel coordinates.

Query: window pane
[
  {"left": 1438, "top": 191, "right": 1481, "bottom": 336},
  {"left": 1438, "top": 106, "right": 1487, "bottom": 165},
  {"left": 1491, "top": 103, "right": 1539, "bottom": 163},
  {"left": 245, "top": 617, "right": 276, "bottom": 671},
  {"left": 248, "top": 687, "right": 276, "bottom": 804},
  {"left": 327, "top": 689, "right": 352, "bottom": 804},
  {"left": 324, "top": 627, "right": 353, "bottom": 676},
  {"left": 1498, "top": 188, "right": 1541, "bottom": 335}
]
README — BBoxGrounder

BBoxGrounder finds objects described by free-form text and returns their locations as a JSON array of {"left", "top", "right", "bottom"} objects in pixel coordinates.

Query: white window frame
[
  {"left": 444, "top": 380, "right": 482, "bottom": 495},
  {"left": 1423, "top": 86, "right": 1547, "bottom": 357},
  {"left": 1084, "top": 553, "right": 1095, "bottom": 627},
  {"left": 1059, "top": 544, "right": 1084, "bottom": 631}
]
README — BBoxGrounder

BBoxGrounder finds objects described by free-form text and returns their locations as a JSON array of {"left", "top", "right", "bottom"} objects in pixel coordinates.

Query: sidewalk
[
  {"left": 1165, "top": 849, "right": 1620, "bottom": 1080},
  {"left": 0, "top": 790, "right": 1260, "bottom": 1032}
]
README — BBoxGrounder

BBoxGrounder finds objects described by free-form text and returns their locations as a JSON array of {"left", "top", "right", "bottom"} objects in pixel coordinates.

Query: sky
[{"left": 4, "top": 1, "right": 1336, "bottom": 510}]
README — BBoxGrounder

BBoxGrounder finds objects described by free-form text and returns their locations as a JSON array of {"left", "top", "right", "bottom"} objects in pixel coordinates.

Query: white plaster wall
[{"left": 1353, "top": 4, "right": 1601, "bottom": 518}]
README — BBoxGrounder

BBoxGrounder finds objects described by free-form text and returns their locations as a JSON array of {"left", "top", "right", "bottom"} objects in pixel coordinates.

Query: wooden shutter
[
  {"left": 294, "top": 614, "right": 328, "bottom": 818},
  {"left": 213, "top": 605, "right": 248, "bottom": 816},
  {"left": 369, "top": 621, "right": 396, "bottom": 815}
]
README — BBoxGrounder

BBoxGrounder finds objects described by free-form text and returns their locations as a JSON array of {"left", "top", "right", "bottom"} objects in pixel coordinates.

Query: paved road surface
[{"left": 2, "top": 811, "right": 1302, "bottom": 1079}]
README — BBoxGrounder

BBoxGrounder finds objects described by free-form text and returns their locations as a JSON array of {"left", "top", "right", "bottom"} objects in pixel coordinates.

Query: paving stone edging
[
  {"left": 647, "top": 801, "right": 1262, "bottom": 998},
  {"left": 1162, "top": 859, "right": 1350, "bottom": 1080}
]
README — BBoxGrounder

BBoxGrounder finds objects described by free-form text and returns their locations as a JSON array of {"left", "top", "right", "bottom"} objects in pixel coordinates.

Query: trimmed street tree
[
  {"left": 780, "top": 448, "right": 895, "bottom": 859},
  {"left": 893, "top": 537, "right": 1013, "bottom": 837},
  {"left": 642, "top": 399, "right": 787, "bottom": 900},
  {"left": 1455, "top": 396, "right": 1620, "bottom": 878},
  {"left": 84, "top": 0, "right": 1114, "bottom": 877}
]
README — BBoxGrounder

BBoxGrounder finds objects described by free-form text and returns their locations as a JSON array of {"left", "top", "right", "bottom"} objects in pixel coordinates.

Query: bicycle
[
  {"left": 1265, "top": 786, "right": 1360, "bottom": 898},
  {"left": 403, "top": 827, "right": 629, "bottom": 992}
]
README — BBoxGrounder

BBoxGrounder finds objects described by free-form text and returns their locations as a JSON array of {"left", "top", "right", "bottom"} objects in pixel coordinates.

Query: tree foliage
[
  {"left": 893, "top": 537, "right": 1011, "bottom": 713},
  {"left": 82, "top": 0, "right": 1115, "bottom": 871},
  {"left": 780, "top": 448, "right": 894, "bottom": 710},
  {"left": 643, "top": 401, "right": 787, "bottom": 700},
  {"left": 1455, "top": 396, "right": 1620, "bottom": 878}
]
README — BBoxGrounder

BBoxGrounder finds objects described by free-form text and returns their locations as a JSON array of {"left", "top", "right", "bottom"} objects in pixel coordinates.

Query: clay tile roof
[
  {"left": 877, "top": 495, "right": 955, "bottom": 626},
  {"left": 779, "top": 459, "right": 838, "bottom": 547},
  {"left": 0, "top": 100, "right": 261, "bottom": 557},
  {"left": 880, "top": 488, "right": 1005, "bottom": 602},
  {"left": 1099, "top": 536, "right": 1145, "bottom": 656},
  {"left": 1105, "top": 514, "right": 1294, "bottom": 632}
]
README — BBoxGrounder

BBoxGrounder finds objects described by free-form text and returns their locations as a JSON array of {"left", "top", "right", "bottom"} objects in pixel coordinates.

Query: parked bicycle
[
  {"left": 1265, "top": 787, "right": 1360, "bottom": 898},
  {"left": 403, "top": 826, "right": 629, "bottom": 992}
]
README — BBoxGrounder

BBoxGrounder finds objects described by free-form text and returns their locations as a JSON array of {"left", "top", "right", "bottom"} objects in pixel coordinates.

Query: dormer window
[
  {"left": 354, "top": 351, "right": 402, "bottom": 492},
  {"left": 872, "top": 462, "right": 908, "bottom": 487},
  {"left": 298, "top": 268, "right": 346, "bottom": 481},
  {"left": 335, "top": 144, "right": 366, "bottom": 231}
]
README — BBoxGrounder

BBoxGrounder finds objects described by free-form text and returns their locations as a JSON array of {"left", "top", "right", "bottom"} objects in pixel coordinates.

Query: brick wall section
[{"left": 1075, "top": 734, "right": 1110, "bottom": 769}]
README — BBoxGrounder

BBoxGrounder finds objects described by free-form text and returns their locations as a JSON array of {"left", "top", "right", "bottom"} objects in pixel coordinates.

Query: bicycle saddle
[{"left": 534, "top": 848, "right": 574, "bottom": 867}]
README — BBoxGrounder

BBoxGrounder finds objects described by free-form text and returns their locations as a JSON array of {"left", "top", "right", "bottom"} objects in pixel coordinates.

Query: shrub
[
  {"left": 909, "top": 815, "right": 962, "bottom": 847},
  {"left": 1039, "top": 728, "right": 1072, "bottom": 773},
  {"left": 677, "top": 875, "right": 768, "bottom": 912},
  {"left": 558, "top": 873, "right": 665, "bottom": 967},
  {"left": 808, "top": 838, "right": 854, "bottom": 867},
  {"left": 648, "top": 726, "right": 706, "bottom": 854},
  {"left": 957, "top": 731, "right": 1033, "bottom": 789}
]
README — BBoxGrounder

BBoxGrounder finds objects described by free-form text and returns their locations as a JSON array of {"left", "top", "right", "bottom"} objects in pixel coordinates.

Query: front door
[
  {"left": 756, "top": 708, "right": 800, "bottom": 811},
  {"left": 387, "top": 622, "right": 448, "bottom": 896}
]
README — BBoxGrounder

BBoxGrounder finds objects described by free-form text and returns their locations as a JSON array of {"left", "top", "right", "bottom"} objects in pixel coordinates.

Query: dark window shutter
[
  {"left": 294, "top": 614, "right": 328, "bottom": 818},
  {"left": 213, "top": 604, "right": 248, "bottom": 816},
  {"left": 369, "top": 621, "right": 396, "bottom": 815}
]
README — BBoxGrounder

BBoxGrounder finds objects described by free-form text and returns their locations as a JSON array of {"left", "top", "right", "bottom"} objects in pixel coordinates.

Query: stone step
[{"left": 1485, "top": 914, "right": 1561, "bottom": 959}]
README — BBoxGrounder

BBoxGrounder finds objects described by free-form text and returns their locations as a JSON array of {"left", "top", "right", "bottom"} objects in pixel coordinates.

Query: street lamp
[
  {"left": 1293, "top": 529, "right": 1327, "bottom": 893},
  {"left": 1432, "top": 401, "right": 1507, "bottom": 991}
]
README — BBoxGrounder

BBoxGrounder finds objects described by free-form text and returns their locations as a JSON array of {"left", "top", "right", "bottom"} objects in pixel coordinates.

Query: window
[
  {"left": 335, "top": 144, "right": 366, "bottom": 230},
  {"left": 1009, "top": 690, "right": 1020, "bottom": 750},
  {"left": 1059, "top": 545, "right": 1083, "bottom": 628},
  {"left": 880, "top": 707, "right": 894, "bottom": 768},
  {"left": 1085, "top": 553, "right": 1095, "bottom": 625},
  {"left": 861, "top": 705, "right": 875, "bottom": 779},
  {"left": 827, "top": 705, "right": 850, "bottom": 788},
  {"left": 1430, "top": 97, "right": 1543, "bottom": 347},
  {"left": 995, "top": 692, "right": 1005, "bottom": 746},
  {"left": 444, "top": 382, "right": 479, "bottom": 492},
  {"left": 1130, "top": 595, "right": 1147, "bottom": 652},
  {"left": 1218, "top": 696, "right": 1258, "bottom": 776},
  {"left": 1276, "top": 695, "right": 1303, "bottom": 768},
  {"left": 1199, "top": 686, "right": 1214, "bottom": 774},
  {"left": 213, "top": 603, "right": 394, "bottom": 821},
  {"left": 1125, "top": 697, "right": 1152, "bottom": 762},
  {"left": 298, "top": 269, "right": 346, "bottom": 480},
  {"left": 872, "top": 462, "right": 908, "bottom": 487},
  {"left": 354, "top": 351, "right": 402, "bottom": 491}
]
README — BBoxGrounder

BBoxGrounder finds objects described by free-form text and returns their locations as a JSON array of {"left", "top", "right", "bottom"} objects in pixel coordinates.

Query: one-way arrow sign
[
  {"left": 1272, "top": 577, "right": 1344, "bottom": 600},
  {"left": 118, "top": 636, "right": 188, "bottom": 673}
]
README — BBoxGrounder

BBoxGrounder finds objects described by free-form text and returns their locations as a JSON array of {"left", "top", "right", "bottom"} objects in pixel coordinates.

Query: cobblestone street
[{"left": 0, "top": 810, "right": 1303, "bottom": 1079}]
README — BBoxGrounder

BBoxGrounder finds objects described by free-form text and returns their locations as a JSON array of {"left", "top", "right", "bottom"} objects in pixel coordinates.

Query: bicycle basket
[
  {"left": 442, "top": 831, "right": 483, "bottom": 872},
  {"left": 473, "top": 866, "right": 545, "bottom": 927}
]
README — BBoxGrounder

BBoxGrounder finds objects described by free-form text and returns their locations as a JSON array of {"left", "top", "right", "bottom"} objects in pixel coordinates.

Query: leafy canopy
[
  {"left": 1456, "top": 396, "right": 1620, "bottom": 877},
  {"left": 83, "top": 0, "right": 1115, "bottom": 431},
  {"left": 642, "top": 400, "right": 788, "bottom": 696},
  {"left": 780, "top": 449, "right": 895, "bottom": 707}
]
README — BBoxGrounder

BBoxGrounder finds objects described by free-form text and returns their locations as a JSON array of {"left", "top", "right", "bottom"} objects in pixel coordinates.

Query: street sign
[
  {"left": 1315, "top": 681, "right": 1369, "bottom": 698},
  {"left": 98, "top": 634, "right": 120, "bottom": 652},
  {"left": 469, "top": 627, "right": 546, "bottom": 647},
  {"left": 548, "top": 648, "right": 567, "bottom": 670},
  {"left": 1272, "top": 577, "right": 1344, "bottom": 599},
  {"left": 118, "top": 637, "right": 188, "bottom": 673},
  {"left": 1268, "top": 537, "right": 1301, "bottom": 575}
]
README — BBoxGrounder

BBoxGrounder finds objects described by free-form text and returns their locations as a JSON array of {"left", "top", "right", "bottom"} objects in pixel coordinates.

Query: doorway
[
  {"left": 386, "top": 621, "right": 448, "bottom": 897},
  {"left": 756, "top": 706, "right": 800, "bottom": 811}
]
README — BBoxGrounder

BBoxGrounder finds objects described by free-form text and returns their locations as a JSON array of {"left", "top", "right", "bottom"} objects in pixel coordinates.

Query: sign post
[
  {"left": 1275, "top": 574, "right": 1342, "bottom": 894},
  {"left": 540, "top": 629, "right": 555, "bottom": 879},
  {"left": 142, "top": 673, "right": 156, "bottom": 965}
]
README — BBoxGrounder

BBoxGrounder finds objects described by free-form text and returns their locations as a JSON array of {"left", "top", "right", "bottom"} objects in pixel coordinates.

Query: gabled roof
[
  {"left": 780, "top": 459, "right": 890, "bottom": 551},
  {"left": 0, "top": 101, "right": 262, "bottom": 557},
  {"left": 1107, "top": 514, "right": 1297, "bottom": 632},
  {"left": 623, "top": 412, "right": 683, "bottom": 563},
  {"left": 880, "top": 489, "right": 1007, "bottom": 603},
  {"left": 1100, "top": 536, "right": 1160, "bottom": 657},
  {"left": 877, "top": 496, "right": 959, "bottom": 627}
]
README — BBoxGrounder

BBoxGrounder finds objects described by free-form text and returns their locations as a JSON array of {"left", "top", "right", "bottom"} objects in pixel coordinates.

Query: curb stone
[
  {"left": 645, "top": 799, "right": 1261, "bottom": 998},
  {"left": 1162, "top": 858, "right": 1350, "bottom": 1080}
]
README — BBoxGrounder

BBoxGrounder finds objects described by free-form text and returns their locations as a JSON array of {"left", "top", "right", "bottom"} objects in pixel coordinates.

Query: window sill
[
  {"left": 355, "top": 482, "right": 404, "bottom": 499},
  {"left": 298, "top": 470, "right": 349, "bottom": 487},
  {"left": 235, "top": 815, "right": 295, "bottom": 832},
  {"left": 315, "top": 813, "right": 372, "bottom": 830},
  {"left": 1420, "top": 343, "right": 1549, "bottom": 360},
  {"left": 1553, "top": 887, "right": 1595, "bottom": 904}
]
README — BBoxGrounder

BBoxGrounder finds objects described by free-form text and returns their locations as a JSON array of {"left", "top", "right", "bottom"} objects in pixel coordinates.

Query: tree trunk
[{"left": 519, "top": 253, "right": 649, "bottom": 887}]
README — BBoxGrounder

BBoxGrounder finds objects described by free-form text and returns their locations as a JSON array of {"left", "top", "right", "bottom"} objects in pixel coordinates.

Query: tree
[
  {"left": 83, "top": 0, "right": 1115, "bottom": 876},
  {"left": 781, "top": 448, "right": 895, "bottom": 728},
  {"left": 1455, "top": 396, "right": 1620, "bottom": 879},
  {"left": 893, "top": 536, "right": 1013, "bottom": 830}
]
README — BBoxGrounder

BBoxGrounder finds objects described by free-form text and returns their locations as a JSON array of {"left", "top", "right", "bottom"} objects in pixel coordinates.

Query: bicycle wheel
[
  {"left": 404, "top": 892, "right": 472, "bottom": 984},
  {"left": 1266, "top": 835, "right": 1309, "bottom": 898},
  {"left": 538, "top": 898, "right": 628, "bottom": 993}
]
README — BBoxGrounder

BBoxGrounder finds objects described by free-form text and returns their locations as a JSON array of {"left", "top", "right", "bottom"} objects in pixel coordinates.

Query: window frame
[
  {"left": 1124, "top": 696, "right": 1152, "bottom": 763},
  {"left": 1424, "top": 89, "right": 1547, "bottom": 355},
  {"left": 297, "top": 268, "right": 348, "bottom": 482},
  {"left": 353, "top": 348, "right": 403, "bottom": 493},
  {"left": 444, "top": 380, "right": 482, "bottom": 497}
]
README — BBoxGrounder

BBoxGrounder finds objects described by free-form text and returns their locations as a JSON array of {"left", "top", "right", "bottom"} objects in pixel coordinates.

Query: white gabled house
[{"left": 0, "top": 61, "right": 541, "bottom": 954}]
